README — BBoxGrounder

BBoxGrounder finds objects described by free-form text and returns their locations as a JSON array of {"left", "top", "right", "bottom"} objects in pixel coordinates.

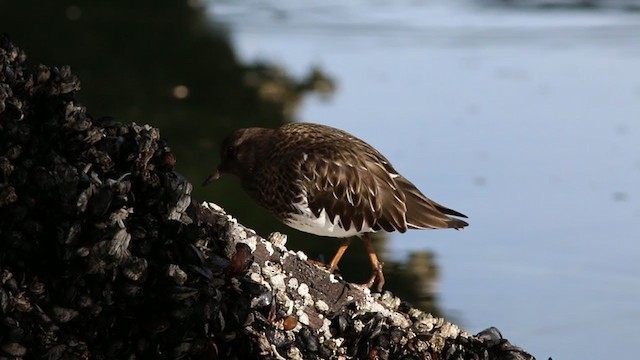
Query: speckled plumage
[{"left": 206, "top": 122, "right": 468, "bottom": 290}]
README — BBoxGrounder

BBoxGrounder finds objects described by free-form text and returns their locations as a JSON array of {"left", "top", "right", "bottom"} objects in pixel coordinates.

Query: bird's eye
[{"left": 225, "top": 146, "right": 236, "bottom": 159}]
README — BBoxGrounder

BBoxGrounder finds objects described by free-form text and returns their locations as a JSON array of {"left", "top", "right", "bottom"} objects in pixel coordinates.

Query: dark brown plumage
[{"left": 204, "top": 122, "right": 468, "bottom": 290}]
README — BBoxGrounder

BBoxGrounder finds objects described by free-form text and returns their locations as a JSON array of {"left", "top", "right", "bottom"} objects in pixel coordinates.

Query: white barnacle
[
  {"left": 314, "top": 300, "right": 329, "bottom": 312},
  {"left": 268, "top": 232, "right": 288, "bottom": 249},
  {"left": 201, "top": 201, "right": 225, "bottom": 213},
  {"left": 288, "top": 277, "right": 299, "bottom": 290},
  {"left": 297, "top": 283, "right": 309, "bottom": 297},
  {"left": 297, "top": 311, "right": 310, "bottom": 326}
]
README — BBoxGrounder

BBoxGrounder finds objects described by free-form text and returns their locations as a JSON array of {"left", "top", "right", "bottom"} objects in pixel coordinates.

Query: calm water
[{"left": 211, "top": 1, "right": 640, "bottom": 359}]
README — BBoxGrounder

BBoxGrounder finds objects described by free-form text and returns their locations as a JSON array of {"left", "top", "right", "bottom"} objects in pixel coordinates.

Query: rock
[{"left": 0, "top": 35, "right": 535, "bottom": 359}]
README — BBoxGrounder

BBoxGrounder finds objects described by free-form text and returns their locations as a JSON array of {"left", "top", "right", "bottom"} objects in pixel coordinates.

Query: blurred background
[{"left": 2, "top": 0, "right": 639, "bottom": 358}]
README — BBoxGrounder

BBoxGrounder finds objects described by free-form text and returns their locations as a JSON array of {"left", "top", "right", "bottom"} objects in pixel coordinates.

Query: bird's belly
[{"left": 284, "top": 206, "right": 372, "bottom": 238}]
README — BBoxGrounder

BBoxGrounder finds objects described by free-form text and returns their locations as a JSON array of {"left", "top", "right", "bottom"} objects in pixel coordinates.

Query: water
[{"left": 210, "top": 1, "right": 640, "bottom": 358}]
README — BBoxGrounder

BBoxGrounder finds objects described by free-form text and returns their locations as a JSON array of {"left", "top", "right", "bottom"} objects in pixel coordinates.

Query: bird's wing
[{"left": 300, "top": 147, "right": 409, "bottom": 234}]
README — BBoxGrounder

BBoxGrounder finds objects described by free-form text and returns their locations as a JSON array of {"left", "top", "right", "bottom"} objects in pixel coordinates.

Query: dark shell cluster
[
  {"left": 0, "top": 35, "right": 225, "bottom": 358},
  {"left": 0, "top": 35, "right": 535, "bottom": 359}
]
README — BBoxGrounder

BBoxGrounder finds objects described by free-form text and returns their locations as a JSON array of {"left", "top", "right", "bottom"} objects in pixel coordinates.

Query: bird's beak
[{"left": 202, "top": 169, "right": 221, "bottom": 186}]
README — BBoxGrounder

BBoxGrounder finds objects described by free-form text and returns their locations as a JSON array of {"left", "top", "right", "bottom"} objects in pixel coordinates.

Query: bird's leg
[
  {"left": 362, "top": 233, "right": 385, "bottom": 291},
  {"left": 328, "top": 237, "right": 353, "bottom": 273}
]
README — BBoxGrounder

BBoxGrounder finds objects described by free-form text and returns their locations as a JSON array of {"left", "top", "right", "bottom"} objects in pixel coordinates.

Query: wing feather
[
  {"left": 282, "top": 123, "right": 468, "bottom": 234},
  {"left": 302, "top": 148, "right": 409, "bottom": 234}
]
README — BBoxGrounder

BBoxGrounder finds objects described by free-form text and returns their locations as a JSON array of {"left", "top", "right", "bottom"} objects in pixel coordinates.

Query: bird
[{"left": 203, "top": 122, "right": 468, "bottom": 291}]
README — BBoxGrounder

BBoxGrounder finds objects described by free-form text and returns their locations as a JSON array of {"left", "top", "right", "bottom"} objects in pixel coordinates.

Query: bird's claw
[
  {"left": 308, "top": 258, "right": 333, "bottom": 271},
  {"left": 365, "top": 262, "right": 385, "bottom": 292}
]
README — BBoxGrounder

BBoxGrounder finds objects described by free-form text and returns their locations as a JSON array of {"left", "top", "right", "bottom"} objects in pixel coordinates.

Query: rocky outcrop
[{"left": 0, "top": 35, "right": 534, "bottom": 360}]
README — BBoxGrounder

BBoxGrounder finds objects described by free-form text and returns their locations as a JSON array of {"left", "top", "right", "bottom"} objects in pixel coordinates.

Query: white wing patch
[{"left": 284, "top": 194, "right": 373, "bottom": 238}]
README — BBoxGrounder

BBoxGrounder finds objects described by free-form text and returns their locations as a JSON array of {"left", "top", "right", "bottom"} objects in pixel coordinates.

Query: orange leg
[
  {"left": 362, "top": 233, "right": 385, "bottom": 291},
  {"left": 328, "top": 238, "right": 353, "bottom": 272}
]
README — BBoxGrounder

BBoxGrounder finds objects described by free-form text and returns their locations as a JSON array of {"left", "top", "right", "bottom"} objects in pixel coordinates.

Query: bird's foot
[
  {"left": 365, "top": 262, "right": 385, "bottom": 292},
  {"left": 307, "top": 259, "right": 335, "bottom": 272}
]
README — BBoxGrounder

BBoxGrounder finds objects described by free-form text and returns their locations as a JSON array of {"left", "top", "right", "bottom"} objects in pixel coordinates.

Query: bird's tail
[{"left": 396, "top": 176, "right": 469, "bottom": 230}]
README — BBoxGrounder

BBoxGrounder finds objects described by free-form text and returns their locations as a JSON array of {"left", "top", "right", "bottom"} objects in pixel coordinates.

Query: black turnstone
[{"left": 204, "top": 122, "right": 468, "bottom": 290}]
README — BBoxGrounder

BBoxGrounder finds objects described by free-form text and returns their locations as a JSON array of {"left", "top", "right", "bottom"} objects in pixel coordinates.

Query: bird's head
[{"left": 203, "top": 127, "right": 275, "bottom": 186}]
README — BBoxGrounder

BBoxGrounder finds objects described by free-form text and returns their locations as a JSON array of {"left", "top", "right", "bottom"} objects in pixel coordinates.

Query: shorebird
[{"left": 204, "top": 123, "right": 468, "bottom": 290}]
